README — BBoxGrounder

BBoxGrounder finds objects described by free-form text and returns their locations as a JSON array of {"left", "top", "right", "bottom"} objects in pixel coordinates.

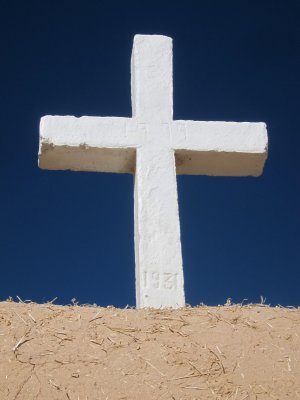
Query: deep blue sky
[{"left": 1, "top": 0, "right": 299, "bottom": 307}]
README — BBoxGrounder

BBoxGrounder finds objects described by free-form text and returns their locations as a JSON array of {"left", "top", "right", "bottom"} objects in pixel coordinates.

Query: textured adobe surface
[{"left": 1, "top": 302, "right": 299, "bottom": 399}]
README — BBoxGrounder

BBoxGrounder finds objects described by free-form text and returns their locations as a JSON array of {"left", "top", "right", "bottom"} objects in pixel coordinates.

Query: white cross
[{"left": 39, "top": 35, "right": 268, "bottom": 308}]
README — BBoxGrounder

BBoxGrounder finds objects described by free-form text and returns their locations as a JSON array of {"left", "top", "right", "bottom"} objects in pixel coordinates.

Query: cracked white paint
[{"left": 39, "top": 34, "right": 268, "bottom": 308}]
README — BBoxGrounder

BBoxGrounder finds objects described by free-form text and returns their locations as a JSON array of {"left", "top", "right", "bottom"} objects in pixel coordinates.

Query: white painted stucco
[{"left": 39, "top": 34, "right": 268, "bottom": 308}]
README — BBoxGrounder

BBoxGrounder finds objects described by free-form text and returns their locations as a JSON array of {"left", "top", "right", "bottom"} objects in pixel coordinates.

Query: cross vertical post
[{"left": 131, "top": 36, "right": 185, "bottom": 308}]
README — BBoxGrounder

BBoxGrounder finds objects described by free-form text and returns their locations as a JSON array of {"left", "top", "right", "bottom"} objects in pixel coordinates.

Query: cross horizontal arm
[
  {"left": 39, "top": 115, "right": 145, "bottom": 173},
  {"left": 171, "top": 121, "right": 268, "bottom": 176}
]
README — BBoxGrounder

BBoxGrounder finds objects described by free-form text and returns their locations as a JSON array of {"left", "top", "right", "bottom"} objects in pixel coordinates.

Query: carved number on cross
[{"left": 143, "top": 271, "right": 178, "bottom": 290}]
